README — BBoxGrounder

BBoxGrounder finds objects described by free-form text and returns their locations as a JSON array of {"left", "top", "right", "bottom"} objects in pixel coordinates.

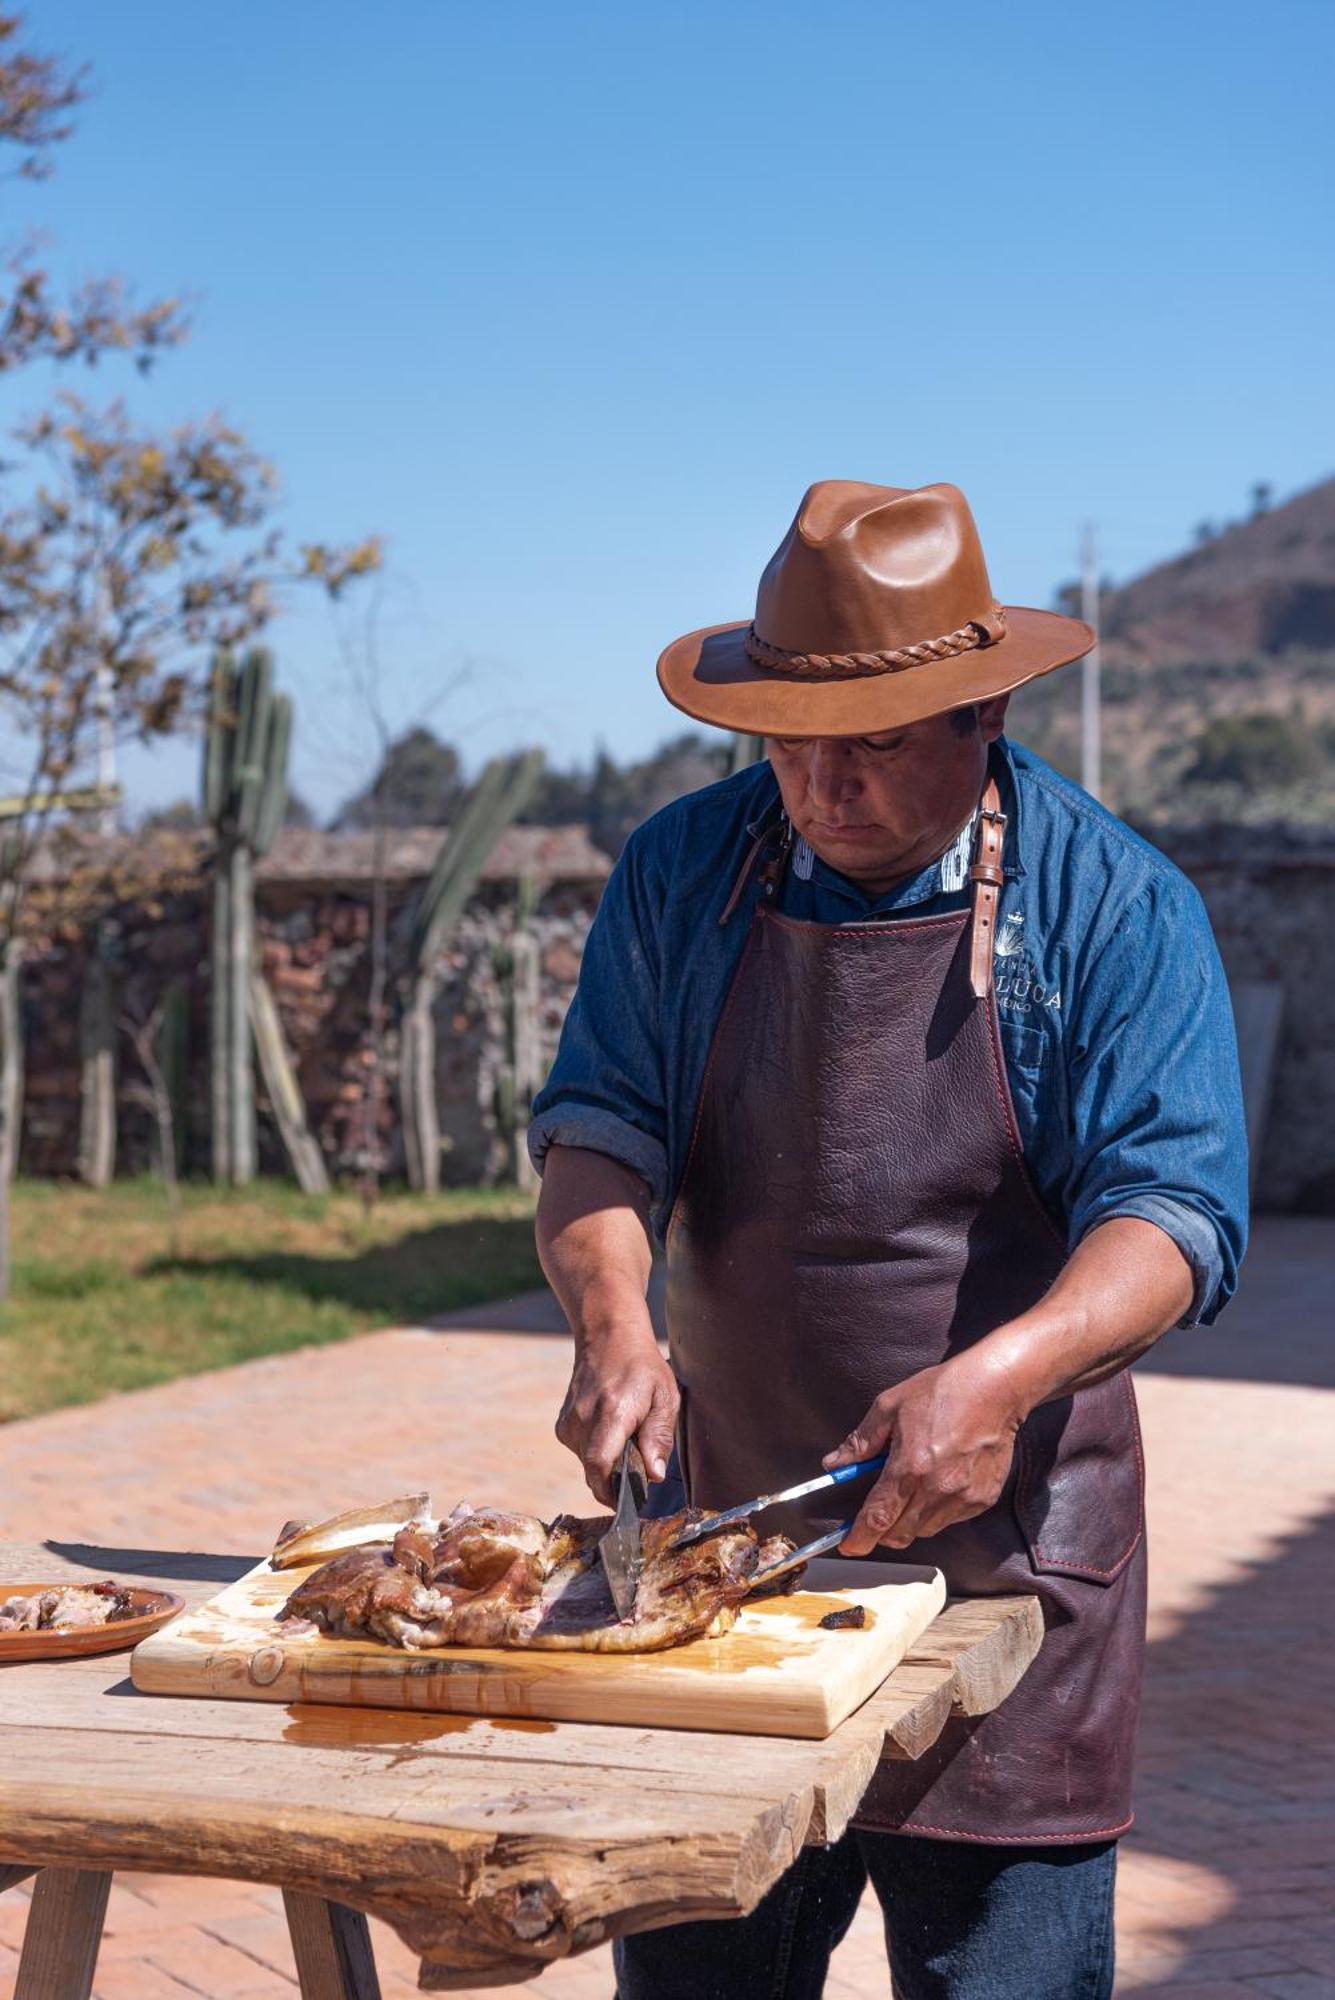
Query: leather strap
[
  {"left": 968, "top": 777, "right": 1007, "bottom": 1001},
  {"left": 744, "top": 605, "right": 1008, "bottom": 681},
  {"left": 717, "top": 803, "right": 789, "bottom": 927}
]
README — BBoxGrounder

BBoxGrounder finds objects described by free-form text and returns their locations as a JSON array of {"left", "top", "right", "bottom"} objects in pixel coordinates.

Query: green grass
[{"left": 0, "top": 1177, "right": 544, "bottom": 1423}]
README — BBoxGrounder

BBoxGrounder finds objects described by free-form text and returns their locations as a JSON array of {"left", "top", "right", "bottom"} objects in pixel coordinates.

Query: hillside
[{"left": 1008, "top": 476, "right": 1335, "bottom": 824}]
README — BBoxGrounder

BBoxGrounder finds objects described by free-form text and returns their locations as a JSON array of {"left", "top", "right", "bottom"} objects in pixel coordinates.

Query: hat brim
[{"left": 656, "top": 605, "right": 1095, "bottom": 736}]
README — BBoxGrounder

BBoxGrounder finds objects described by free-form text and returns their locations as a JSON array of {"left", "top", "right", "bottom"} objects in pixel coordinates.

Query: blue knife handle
[{"left": 823, "top": 1452, "right": 888, "bottom": 1489}]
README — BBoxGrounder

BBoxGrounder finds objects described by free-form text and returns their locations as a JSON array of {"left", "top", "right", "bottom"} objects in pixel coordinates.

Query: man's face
[{"left": 765, "top": 697, "right": 1009, "bottom": 895}]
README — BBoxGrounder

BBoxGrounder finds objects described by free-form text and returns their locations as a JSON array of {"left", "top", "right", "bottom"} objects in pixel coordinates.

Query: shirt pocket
[{"left": 1000, "top": 1017, "right": 1050, "bottom": 1134}]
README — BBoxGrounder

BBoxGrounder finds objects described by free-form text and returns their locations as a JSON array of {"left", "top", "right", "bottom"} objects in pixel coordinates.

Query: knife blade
[
  {"left": 598, "top": 1439, "right": 648, "bottom": 1621},
  {"left": 747, "top": 1521, "right": 851, "bottom": 1590}
]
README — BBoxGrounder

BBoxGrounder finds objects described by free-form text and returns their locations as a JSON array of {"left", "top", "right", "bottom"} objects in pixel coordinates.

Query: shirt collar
[
  {"left": 753, "top": 736, "right": 1026, "bottom": 916},
  {"left": 992, "top": 735, "right": 1026, "bottom": 877}
]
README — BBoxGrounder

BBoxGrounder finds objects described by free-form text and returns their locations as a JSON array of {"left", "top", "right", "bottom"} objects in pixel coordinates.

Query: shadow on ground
[
  {"left": 39, "top": 1543, "right": 253, "bottom": 1586},
  {"left": 143, "top": 1215, "right": 546, "bottom": 1328},
  {"left": 1136, "top": 1216, "right": 1335, "bottom": 1390},
  {"left": 428, "top": 1263, "right": 669, "bottom": 1336},
  {"left": 1120, "top": 1490, "right": 1335, "bottom": 1990},
  {"left": 143, "top": 1216, "right": 1326, "bottom": 1382}
]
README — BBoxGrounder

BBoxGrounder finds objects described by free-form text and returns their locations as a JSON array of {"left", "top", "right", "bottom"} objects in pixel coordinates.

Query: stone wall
[
  {"left": 1149, "top": 826, "right": 1335, "bottom": 1213},
  {"left": 13, "top": 822, "right": 1333, "bottom": 1212},
  {"left": 16, "top": 828, "right": 605, "bottom": 1188},
  {"left": 19, "top": 885, "right": 211, "bottom": 1178}
]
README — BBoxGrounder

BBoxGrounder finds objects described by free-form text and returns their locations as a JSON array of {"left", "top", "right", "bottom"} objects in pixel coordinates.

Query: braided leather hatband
[{"left": 744, "top": 605, "right": 1007, "bottom": 680}]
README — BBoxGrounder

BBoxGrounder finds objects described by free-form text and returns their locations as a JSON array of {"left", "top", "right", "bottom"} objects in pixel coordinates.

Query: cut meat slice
[
  {"left": 278, "top": 1547, "right": 396, "bottom": 1631},
  {"left": 428, "top": 1509, "right": 549, "bottom": 1591},
  {"left": 391, "top": 1523, "right": 436, "bottom": 1581}
]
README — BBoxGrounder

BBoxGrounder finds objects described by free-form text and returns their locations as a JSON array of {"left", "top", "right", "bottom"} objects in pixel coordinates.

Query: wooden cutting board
[{"left": 132, "top": 1556, "right": 946, "bottom": 1739}]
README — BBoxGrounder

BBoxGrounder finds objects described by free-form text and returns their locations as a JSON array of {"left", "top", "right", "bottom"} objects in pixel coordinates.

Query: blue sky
[{"left": 11, "top": 1, "right": 1334, "bottom": 818}]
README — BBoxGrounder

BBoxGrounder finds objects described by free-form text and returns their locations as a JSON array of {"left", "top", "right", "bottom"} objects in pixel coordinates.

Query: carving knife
[
  {"left": 665, "top": 1453, "right": 888, "bottom": 1551},
  {"left": 598, "top": 1440, "right": 649, "bottom": 1621}
]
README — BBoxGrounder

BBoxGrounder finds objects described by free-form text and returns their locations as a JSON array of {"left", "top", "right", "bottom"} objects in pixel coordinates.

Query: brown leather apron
[{"left": 665, "top": 784, "right": 1146, "bottom": 1843}]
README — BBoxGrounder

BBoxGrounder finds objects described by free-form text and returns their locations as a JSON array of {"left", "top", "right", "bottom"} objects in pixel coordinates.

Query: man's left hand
[
  {"left": 823, "top": 1353, "right": 1022, "bottom": 1557},
  {"left": 824, "top": 1218, "right": 1197, "bottom": 1558}
]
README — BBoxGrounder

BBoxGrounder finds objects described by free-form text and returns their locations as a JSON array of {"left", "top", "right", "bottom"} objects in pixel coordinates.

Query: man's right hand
[
  {"left": 536, "top": 1145, "right": 675, "bottom": 1505},
  {"left": 556, "top": 1330, "right": 680, "bottom": 1506}
]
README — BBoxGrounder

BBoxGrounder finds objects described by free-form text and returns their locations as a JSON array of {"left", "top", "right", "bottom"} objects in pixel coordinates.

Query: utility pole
[{"left": 1080, "top": 523, "right": 1102, "bottom": 802}]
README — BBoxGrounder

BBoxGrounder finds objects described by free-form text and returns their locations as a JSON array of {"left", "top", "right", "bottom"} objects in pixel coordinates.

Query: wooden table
[{"left": 0, "top": 1539, "right": 1041, "bottom": 1996}]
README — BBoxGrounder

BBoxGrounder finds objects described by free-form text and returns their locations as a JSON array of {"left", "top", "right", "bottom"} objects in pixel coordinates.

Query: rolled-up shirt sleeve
[
  {"left": 1062, "top": 871, "right": 1249, "bottom": 1325},
  {"left": 527, "top": 826, "right": 669, "bottom": 1209}
]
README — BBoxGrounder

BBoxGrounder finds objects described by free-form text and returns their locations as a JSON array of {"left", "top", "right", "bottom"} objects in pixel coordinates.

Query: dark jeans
[{"left": 614, "top": 1831, "right": 1117, "bottom": 2000}]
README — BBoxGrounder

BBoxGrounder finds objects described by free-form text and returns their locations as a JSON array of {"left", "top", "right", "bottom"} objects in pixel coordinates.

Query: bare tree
[
  {"left": 0, "top": 13, "right": 380, "bottom": 1286},
  {"left": 119, "top": 993, "right": 183, "bottom": 1256},
  {"left": 319, "top": 584, "right": 473, "bottom": 1210}
]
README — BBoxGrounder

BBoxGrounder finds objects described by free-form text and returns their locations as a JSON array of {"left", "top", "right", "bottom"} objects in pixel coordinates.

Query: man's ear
[{"left": 977, "top": 694, "right": 1010, "bottom": 743}]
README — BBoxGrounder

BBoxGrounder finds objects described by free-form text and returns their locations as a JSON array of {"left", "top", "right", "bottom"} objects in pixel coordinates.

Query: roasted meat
[
  {"left": 430, "top": 1508, "right": 549, "bottom": 1590},
  {"left": 279, "top": 1502, "right": 798, "bottom": 1655},
  {"left": 535, "top": 1512, "right": 760, "bottom": 1654},
  {"left": 0, "top": 1581, "right": 134, "bottom": 1633},
  {"left": 819, "top": 1604, "right": 868, "bottom": 1631}
]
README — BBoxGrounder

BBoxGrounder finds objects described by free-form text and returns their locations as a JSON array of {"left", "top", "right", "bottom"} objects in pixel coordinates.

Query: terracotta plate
[{"left": 0, "top": 1584, "right": 185, "bottom": 1663}]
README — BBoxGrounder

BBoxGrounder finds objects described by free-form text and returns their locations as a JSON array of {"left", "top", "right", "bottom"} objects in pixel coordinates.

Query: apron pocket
[{"left": 1013, "top": 1372, "right": 1145, "bottom": 1584}]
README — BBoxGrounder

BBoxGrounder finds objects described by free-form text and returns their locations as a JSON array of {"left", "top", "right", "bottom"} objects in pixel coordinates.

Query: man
[{"left": 528, "top": 480, "right": 1247, "bottom": 1999}]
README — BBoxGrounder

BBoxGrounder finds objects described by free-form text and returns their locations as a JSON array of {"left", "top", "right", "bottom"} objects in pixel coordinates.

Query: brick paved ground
[{"left": 1, "top": 1218, "right": 1331, "bottom": 1998}]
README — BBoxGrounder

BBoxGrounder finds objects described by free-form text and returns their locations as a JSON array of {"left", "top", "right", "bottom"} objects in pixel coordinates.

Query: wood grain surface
[
  {"left": 282, "top": 1890, "right": 383, "bottom": 2000},
  {"left": 0, "top": 1539, "right": 1040, "bottom": 1989},
  {"left": 131, "top": 1554, "right": 948, "bottom": 1739}
]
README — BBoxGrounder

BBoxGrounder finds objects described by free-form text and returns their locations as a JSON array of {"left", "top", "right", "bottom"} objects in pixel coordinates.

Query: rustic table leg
[
  {"left": 283, "top": 1889, "right": 383, "bottom": 2000},
  {"left": 0, "top": 1866, "right": 36, "bottom": 1894},
  {"left": 14, "top": 1867, "right": 112, "bottom": 2000}
]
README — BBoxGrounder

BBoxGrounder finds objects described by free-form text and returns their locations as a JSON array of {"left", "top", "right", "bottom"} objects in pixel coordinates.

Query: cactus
[
  {"left": 76, "top": 946, "right": 117, "bottom": 1187},
  {"left": 203, "top": 645, "right": 314, "bottom": 1187},
  {"left": 399, "top": 749, "right": 543, "bottom": 1194},
  {"left": 250, "top": 969, "right": 329, "bottom": 1195},
  {"left": 492, "top": 870, "right": 542, "bottom": 1187}
]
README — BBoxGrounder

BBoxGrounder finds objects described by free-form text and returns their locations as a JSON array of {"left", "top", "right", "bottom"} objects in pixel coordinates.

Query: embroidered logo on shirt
[
  {"left": 993, "top": 913, "right": 1061, "bottom": 1022},
  {"left": 996, "top": 912, "right": 1026, "bottom": 958}
]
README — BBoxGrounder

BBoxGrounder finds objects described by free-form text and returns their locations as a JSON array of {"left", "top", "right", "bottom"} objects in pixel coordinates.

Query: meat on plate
[{"left": 0, "top": 1582, "right": 136, "bottom": 1633}]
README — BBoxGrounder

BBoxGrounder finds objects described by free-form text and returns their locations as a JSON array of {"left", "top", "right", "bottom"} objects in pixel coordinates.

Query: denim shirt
[{"left": 529, "top": 738, "right": 1248, "bottom": 1324}]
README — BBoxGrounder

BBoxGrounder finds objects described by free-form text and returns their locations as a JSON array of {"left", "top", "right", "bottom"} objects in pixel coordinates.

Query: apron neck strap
[
  {"left": 968, "top": 776, "right": 1007, "bottom": 1000},
  {"left": 718, "top": 800, "right": 791, "bottom": 926}
]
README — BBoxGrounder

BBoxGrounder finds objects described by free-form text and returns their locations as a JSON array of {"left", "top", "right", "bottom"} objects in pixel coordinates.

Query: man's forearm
[
  {"left": 833, "top": 1214, "right": 1195, "bottom": 1554},
  {"left": 963, "top": 1215, "right": 1195, "bottom": 1424},
  {"left": 536, "top": 1143, "right": 656, "bottom": 1343},
  {"left": 537, "top": 1143, "right": 679, "bottom": 1497}
]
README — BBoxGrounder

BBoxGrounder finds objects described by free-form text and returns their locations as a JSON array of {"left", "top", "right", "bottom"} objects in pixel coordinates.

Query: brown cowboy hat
[{"left": 657, "top": 479, "right": 1094, "bottom": 736}]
